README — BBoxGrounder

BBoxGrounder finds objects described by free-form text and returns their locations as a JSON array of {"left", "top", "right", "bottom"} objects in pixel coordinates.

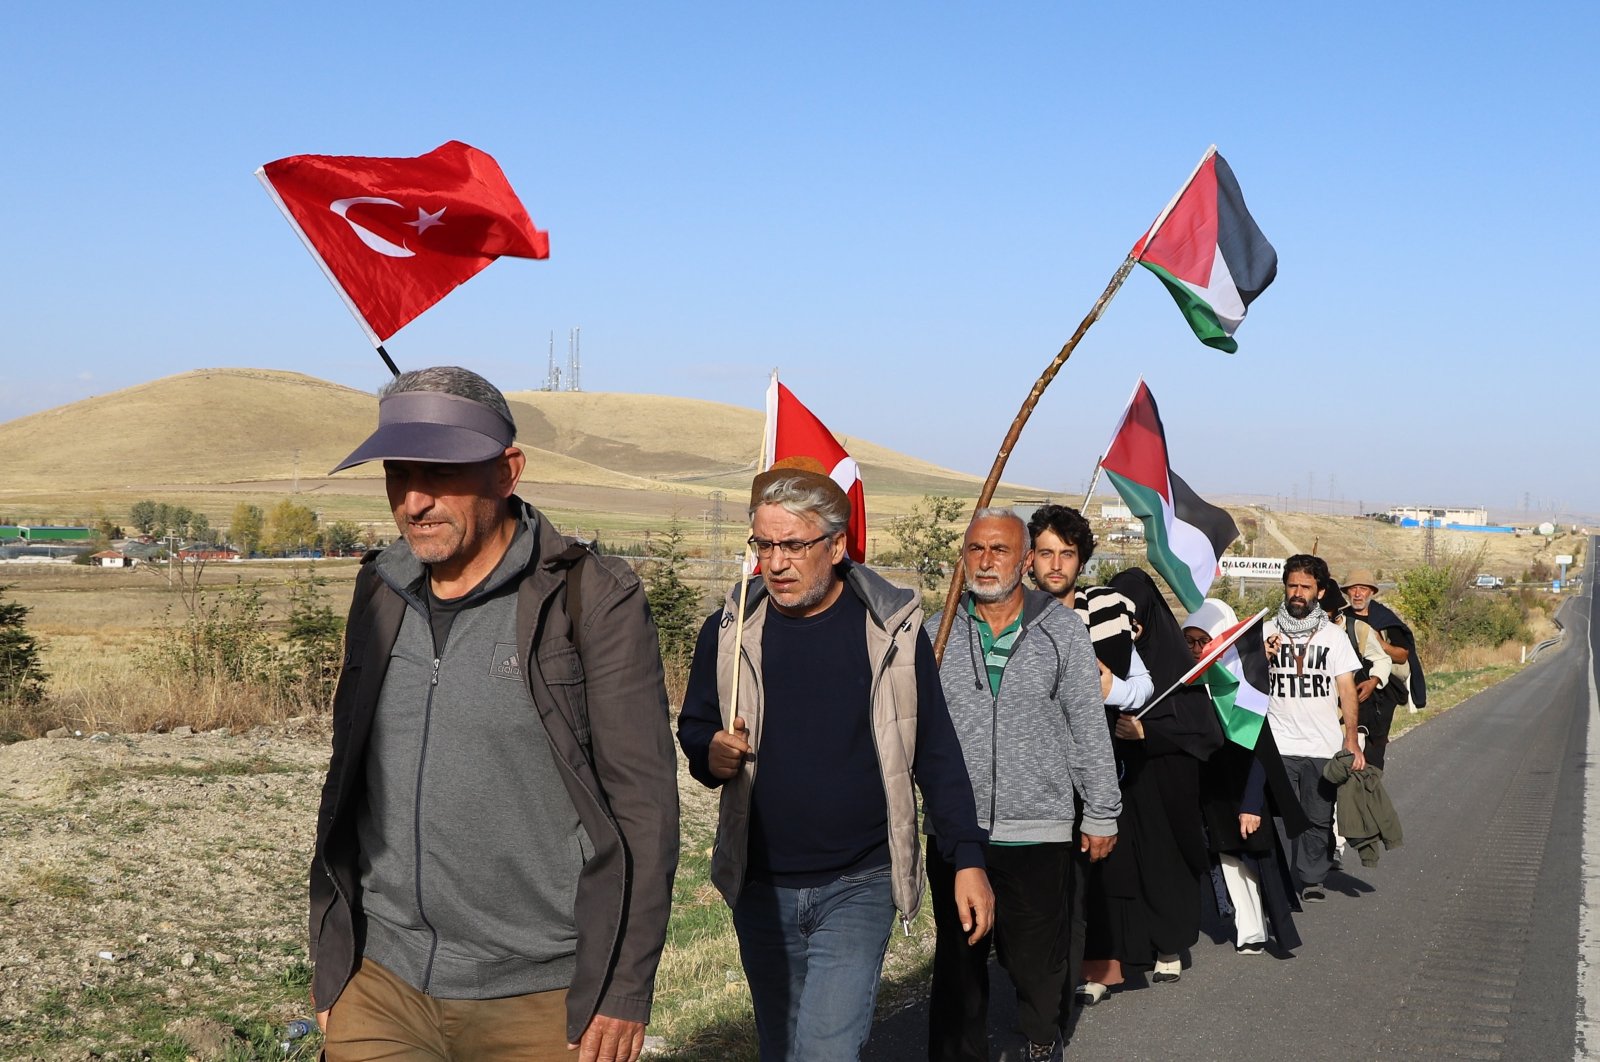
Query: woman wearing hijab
[
  {"left": 1184, "top": 599, "right": 1305, "bottom": 957},
  {"left": 1077, "top": 569, "right": 1223, "bottom": 1004}
]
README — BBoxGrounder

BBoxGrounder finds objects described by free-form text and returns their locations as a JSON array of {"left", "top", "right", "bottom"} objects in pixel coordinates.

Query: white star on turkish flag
[{"left": 407, "top": 206, "right": 446, "bottom": 234}]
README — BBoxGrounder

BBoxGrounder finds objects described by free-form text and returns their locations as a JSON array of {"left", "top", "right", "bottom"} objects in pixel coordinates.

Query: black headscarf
[{"left": 1109, "top": 568, "right": 1224, "bottom": 761}]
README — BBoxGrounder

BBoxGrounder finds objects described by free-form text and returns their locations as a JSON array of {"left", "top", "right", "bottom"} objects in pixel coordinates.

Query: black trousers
[
  {"left": 1360, "top": 694, "right": 1398, "bottom": 770},
  {"left": 927, "top": 838, "right": 1075, "bottom": 1060}
]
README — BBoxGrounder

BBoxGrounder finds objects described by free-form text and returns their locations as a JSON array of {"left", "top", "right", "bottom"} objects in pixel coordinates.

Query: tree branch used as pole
[{"left": 931, "top": 251, "right": 1140, "bottom": 665}]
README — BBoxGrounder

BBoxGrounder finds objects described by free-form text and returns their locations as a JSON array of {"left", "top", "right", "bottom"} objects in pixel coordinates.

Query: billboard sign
[{"left": 1219, "top": 557, "right": 1286, "bottom": 579}]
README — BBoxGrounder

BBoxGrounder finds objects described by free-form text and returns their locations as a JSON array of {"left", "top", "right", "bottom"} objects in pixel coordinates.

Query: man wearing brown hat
[
  {"left": 677, "top": 458, "right": 993, "bottom": 1061},
  {"left": 1339, "top": 569, "right": 1424, "bottom": 769},
  {"left": 309, "top": 366, "right": 679, "bottom": 1062}
]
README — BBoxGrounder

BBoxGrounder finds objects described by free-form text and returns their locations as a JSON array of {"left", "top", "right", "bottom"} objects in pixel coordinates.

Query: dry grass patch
[{"left": 0, "top": 731, "right": 330, "bottom": 1059}]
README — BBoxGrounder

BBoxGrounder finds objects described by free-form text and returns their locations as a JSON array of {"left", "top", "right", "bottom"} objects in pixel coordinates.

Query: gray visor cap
[{"left": 331, "top": 391, "right": 516, "bottom": 473}]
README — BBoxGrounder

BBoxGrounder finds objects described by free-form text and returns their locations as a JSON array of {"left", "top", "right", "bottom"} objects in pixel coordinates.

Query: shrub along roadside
[
  {"left": 0, "top": 583, "right": 49, "bottom": 741},
  {"left": 1, "top": 567, "right": 344, "bottom": 742}
]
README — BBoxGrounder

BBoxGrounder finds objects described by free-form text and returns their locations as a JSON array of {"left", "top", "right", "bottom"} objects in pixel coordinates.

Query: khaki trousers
[{"left": 324, "top": 958, "right": 569, "bottom": 1061}]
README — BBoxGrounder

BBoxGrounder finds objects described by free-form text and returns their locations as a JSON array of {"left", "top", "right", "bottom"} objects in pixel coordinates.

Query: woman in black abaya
[{"left": 1079, "top": 569, "right": 1223, "bottom": 1000}]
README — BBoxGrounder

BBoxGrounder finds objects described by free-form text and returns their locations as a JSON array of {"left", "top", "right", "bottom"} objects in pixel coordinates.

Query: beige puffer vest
[{"left": 710, "top": 566, "right": 926, "bottom": 925}]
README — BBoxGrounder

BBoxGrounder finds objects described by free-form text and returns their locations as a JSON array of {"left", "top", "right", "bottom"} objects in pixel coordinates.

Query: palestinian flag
[
  {"left": 1099, "top": 379, "right": 1237, "bottom": 611},
  {"left": 1186, "top": 609, "right": 1270, "bottom": 747},
  {"left": 1132, "top": 146, "right": 1277, "bottom": 353},
  {"left": 763, "top": 377, "right": 867, "bottom": 563}
]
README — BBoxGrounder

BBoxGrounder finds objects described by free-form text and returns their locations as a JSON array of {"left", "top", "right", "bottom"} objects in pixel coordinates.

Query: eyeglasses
[{"left": 747, "top": 534, "right": 833, "bottom": 558}]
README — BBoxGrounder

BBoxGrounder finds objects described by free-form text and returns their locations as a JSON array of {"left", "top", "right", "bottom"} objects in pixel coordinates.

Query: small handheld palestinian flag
[
  {"left": 1188, "top": 606, "right": 1272, "bottom": 747},
  {"left": 1137, "top": 607, "right": 1268, "bottom": 744},
  {"left": 1099, "top": 378, "right": 1238, "bottom": 611},
  {"left": 1133, "top": 146, "right": 1277, "bottom": 353}
]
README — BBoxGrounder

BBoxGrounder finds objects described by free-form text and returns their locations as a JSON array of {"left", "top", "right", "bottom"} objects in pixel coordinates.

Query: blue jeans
[{"left": 732, "top": 864, "right": 896, "bottom": 1061}]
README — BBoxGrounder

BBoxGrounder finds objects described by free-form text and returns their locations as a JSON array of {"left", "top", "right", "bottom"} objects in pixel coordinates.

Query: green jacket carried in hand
[{"left": 1323, "top": 749, "right": 1403, "bottom": 867}]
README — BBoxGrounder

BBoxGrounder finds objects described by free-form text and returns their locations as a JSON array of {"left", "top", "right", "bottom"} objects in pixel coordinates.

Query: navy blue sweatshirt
[{"left": 679, "top": 587, "right": 985, "bottom": 883}]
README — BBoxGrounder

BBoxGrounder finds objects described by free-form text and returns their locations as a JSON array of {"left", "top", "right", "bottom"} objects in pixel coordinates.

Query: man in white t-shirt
[{"left": 1263, "top": 554, "right": 1365, "bottom": 902}]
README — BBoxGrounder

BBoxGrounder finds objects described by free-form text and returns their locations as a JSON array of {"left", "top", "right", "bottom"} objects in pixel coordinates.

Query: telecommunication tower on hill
[
  {"left": 541, "top": 332, "right": 562, "bottom": 391},
  {"left": 567, "top": 328, "right": 582, "bottom": 392}
]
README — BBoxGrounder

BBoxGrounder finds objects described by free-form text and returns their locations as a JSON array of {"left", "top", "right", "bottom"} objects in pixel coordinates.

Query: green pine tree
[
  {"left": 0, "top": 584, "right": 47, "bottom": 708},
  {"left": 644, "top": 519, "right": 703, "bottom": 674}
]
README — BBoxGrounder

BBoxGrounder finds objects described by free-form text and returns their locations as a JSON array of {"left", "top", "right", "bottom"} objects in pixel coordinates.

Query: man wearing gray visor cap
[{"left": 309, "top": 366, "right": 679, "bottom": 1062}]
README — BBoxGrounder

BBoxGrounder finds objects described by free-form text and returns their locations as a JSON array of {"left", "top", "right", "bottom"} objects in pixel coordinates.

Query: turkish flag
[
  {"left": 257, "top": 141, "right": 549, "bottom": 343},
  {"left": 764, "top": 378, "right": 868, "bottom": 563}
]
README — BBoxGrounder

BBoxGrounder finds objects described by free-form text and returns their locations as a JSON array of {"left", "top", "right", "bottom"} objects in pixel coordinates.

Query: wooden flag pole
[
  {"left": 931, "top": 252, "right": 1141, "bottom": 665},
  {"left": 726, "top": 371, "right": 777, "bottom": 732},
  {"left": 726, "top": 544, "right": 756, "bottom": 735}
]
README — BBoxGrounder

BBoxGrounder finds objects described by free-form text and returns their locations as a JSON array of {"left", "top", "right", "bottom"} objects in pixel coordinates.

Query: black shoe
[
  {"left": 1301, "top": 885, "right": 1327, "bottom": 903},
  {"left": 1236, "top": 941, "right": 1265, "bottom": 955},
  {"left": 1024, "top": 1039, "right": 1063, "bottom": 1062}
]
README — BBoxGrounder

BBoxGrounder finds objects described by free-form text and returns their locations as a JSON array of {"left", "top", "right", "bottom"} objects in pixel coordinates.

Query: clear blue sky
[{"left": 4, "top": 3, "right": 1596, "bottom": 516}]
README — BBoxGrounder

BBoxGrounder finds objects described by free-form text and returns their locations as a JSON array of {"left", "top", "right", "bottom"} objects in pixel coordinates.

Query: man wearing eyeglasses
[{"left": 677, "top": 458, "right": 993, "bottom": 1062}]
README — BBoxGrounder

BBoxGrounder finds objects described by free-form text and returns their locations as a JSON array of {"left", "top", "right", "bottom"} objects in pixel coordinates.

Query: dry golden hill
[
  {"left": 0, "top": 369, "right": 651, "bottom": 494},
  {"left": 503, "top": 389, "right": 1001, "bottom": 497},
  {"left": 0, "top": 369, "right": 1019, "bottom": 511}
]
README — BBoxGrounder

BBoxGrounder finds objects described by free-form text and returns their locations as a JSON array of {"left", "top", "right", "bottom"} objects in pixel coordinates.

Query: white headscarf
[{"left": 1183, "top": 597, "right": 1239, "bottom": 639}]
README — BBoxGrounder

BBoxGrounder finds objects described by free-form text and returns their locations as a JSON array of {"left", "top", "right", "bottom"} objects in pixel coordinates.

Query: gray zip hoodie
[
  {"left": 931, "top": 590, "right": 1121, "bottom": 841},
  {"left": 357, "top": 514, "right": 590, "bottom": 999}
]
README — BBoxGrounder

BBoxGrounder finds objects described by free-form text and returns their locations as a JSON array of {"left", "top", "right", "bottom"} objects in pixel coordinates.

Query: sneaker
[
  {"left": 1025, "top": 1039, "right": 1063, "bottom": 1062},
  {"left": 1301, "top": 885, "right": 1327, "bottom": 903},
  {"left": 1074, "top": 981, "right": 1108, "bottom": 1006},
  {"left": 1152, "top": 954, "right": 1182, "bottom": 984},
  {"left": 1236, "top": 941, "right": 1265, "bottom": 955}
]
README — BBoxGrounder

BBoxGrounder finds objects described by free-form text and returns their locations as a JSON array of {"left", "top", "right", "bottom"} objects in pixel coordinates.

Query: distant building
[
  {"left": 1385, "top": 505, "right": 1514, "bottom": 534},
  {"left": 18, "top": 526, "right": 92, "bottom": 543},
  {"left": 1099, "top": 503, "right": 1133, "bottom": 521},
  {"left": 177, "top": 544, "right": 240, "bottom": 563},
  {"left": 91, "top": 550, "right": 136, "bottom": 568},
  {"left": 1386, "top": 506, "right": 1489, "bottom": 526}
]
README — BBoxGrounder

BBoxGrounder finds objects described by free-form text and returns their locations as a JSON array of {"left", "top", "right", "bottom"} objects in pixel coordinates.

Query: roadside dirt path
[{"left": 0, "top": 728, "right": 329, "bottom": 1059}]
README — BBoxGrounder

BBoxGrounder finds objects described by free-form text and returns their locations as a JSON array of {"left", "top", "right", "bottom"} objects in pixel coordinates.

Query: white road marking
[{"left": 1576, "top": 541, "right": 1598, "bottom": 1060}]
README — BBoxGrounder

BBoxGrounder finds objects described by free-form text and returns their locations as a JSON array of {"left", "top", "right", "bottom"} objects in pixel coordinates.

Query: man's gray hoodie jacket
[{"left": 931, "top": 590, "right": 1121, "bottom": 841}]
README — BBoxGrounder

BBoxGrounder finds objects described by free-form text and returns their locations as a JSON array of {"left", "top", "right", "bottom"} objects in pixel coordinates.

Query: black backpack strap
[{"left": 550, "top": 541, "right": 593, "bottom": 650}]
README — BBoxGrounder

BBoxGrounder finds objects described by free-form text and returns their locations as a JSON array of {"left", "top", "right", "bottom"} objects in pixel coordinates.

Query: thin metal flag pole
[
  {"left": 931, "top": 252, "right": 1141, "bottom": 665},
  {"left": 726, "top": 371, "right": 778, "bottom": 733},
  {"left": 1080, "top": 459, "right": 1104, "bottom": 511},
  {"left": 376, "top": 345, "right": 401, "bottom": 378},
  {"left": 1078, "top": 374, "right": 1146, "bottom": 515}
]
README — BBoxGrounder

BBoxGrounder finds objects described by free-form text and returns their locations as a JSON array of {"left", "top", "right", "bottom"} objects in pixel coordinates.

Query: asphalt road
[{"left": 866, "top": 552, "right": 1596, "bottom": 1061}]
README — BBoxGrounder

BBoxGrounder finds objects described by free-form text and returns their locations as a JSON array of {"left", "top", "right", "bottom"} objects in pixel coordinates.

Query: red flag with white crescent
[
  {"left": 763, "top": 378, "right": 867, "bottom": 563},
  {"left": 257, "top": 140, "right": 549, "bottom": 343}
]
